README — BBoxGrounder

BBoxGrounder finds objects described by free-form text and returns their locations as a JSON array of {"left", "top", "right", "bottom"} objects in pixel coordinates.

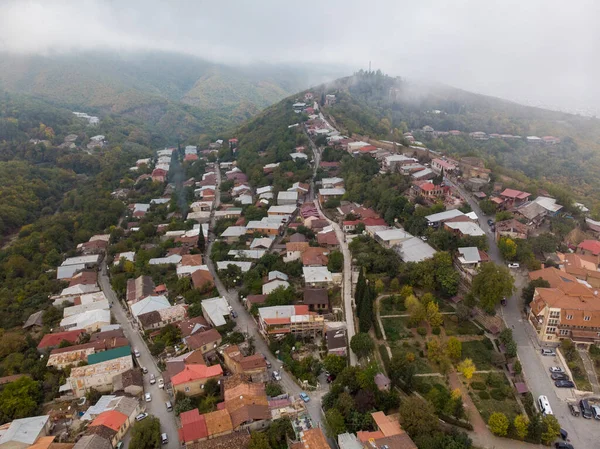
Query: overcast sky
[{"left": 1, "top": 0, "right": 599, "bottom": 113}]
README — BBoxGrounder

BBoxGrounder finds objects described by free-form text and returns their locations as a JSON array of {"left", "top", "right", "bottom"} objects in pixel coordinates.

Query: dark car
[
  {"left": 555, "top": 443, "right": 574, "bottom": 449},
  {"left": 568, "top": 403, "right": 580, "bottom": 417},
  {"left": 551, "top": 373, "right": 569, "bottom": 381},
  {"left": 560, "top": 428, "right": 568, "bottom": 440},
  {"left": 555, "top": 380, "right": 575, "bottom": 388},
  {"left": 487, "top": 219, "right": 494, "bottom": 226}
]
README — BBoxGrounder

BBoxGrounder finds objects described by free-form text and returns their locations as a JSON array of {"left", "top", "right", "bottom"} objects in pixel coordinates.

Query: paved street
[
  {"left": 449, "top": 179, "right": 598, "bottom": 449},
  {"left": 204, "top": 163, "right": 325, "bottom": 428},
  {"left": 98, "top": 262, "right": 179, "bottom": 449},
  {"left": 306, "top": 131, "right": 358, "bottom": 366}
]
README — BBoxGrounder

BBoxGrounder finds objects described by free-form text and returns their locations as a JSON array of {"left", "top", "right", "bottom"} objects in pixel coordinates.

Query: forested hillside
[
  {"left": 0, "top": 51, "right": 339, "bottom": 141},
  {"left": 320, "top": 71, "right": 600, "bottom": 205}
]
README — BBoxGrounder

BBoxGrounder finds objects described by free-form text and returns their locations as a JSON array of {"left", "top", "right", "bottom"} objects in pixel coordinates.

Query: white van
[
  {"left": 161, "top": 433, "right": 168, "bottom": 445},
  {"left": 538, "top": 395, "right": 553, "bottom": 416}
]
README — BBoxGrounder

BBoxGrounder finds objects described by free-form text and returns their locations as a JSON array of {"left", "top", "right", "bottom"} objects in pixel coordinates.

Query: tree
[
  {"left": 457, "top": 359, "right": 476, "bottom": 379},
  {"left": 488, "top": 412, "right": 509, "bottom": 436},
  {"left": 498, "top": 236, "right": 517, "bottom": 260},
  {"left": 249, "top": 431, "right": 271, "bottom": 449},
  {"left": 456, "top": 303, "right": 471, "bottom": 322},
  {"left": 324, "top": 408, "right": 346, "bottom": 437},
  {"left": 522, "top": 278, "right": 550, "bottom": 305},
  {"left": 389, "top": 353, "right": 416, "bottom": 390},
  {"left": 472, "top": 263, "right": 515, "bottom": 314},
  {"left": 323, "top": 354, "right": 347, "bottom": 376},
  {"left": 327, "top": 251, "right": 344, "bottom": 272},
  {"left": 426, "top": 301, "right": 443, "bottom": 327},
  {"left": 374, "top": 279, "right": 385, "bottom": 294},
  {"left": 446, "top": 337, "right": 462, "bottom": 361},
  {"left": 541, "top": 414, "right": 560, "bottom": 445},
  {"left": 174, "top": 397, "right": 195, "bottom": 415},
  {"left": 390, "top": 278, "right": 400, "bottom": 292},
  {"left": 129, "top": 416, "right": 161, "bottom": 449},
  {"left": 350, "top": 333, "right": 374, "bottom": 359},
  {"left": 405, "top": 295, "right": 425, "bottom": 326},
  {"left": 513, "top": 360, "right": 522, "bottom": 374},
  {"left": 479, "top": 199, "right": 496, "bottom": 215},
  {"left": 197, "top": 224, "right": 206, "bottom": 253},
  {"left": 399, "top": 285, "right": 413, "bottom": 299},
  {"left": 0, "top": 376, "right": 41, "bottom": 421},
  {"left": 495, "top": 211, "right": 513, "bottom": 222},
  {"left": 398, "top": 396, "right": 439, "bottom": 437},
  {"left": 86, "top": 388, "right": 102, "bottom": 405},
  {"left": 427, "top": 338, "right": 443, "bottom": 363},
  {"left": 514, "top": 414, "right": 529, "bottom": 440}
]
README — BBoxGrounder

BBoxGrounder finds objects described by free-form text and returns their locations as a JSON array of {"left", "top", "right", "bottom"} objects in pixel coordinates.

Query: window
[
  {"left": 585, "top": 316, "right": 591, "bottom": 321},
  {"left": 548, "top": 319, "right": 558, "bottom": 325},
  {"left": 184, "top": 387, "right": 190, "bottom": 392},
  {"left": 566, "top": 315, "right": 573, "bottom": 320},
  {"left": 546, "top": 327, "right": 556, "bottom": 334},
  {"left": 550, "top": 311, "right": 560, "bottom": 318},
  {"left": 560, "top": 329, "right": 570, "bottom": 336}
]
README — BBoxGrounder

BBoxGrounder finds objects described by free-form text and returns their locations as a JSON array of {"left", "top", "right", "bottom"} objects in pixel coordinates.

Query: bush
[
  {"left": 490, "top": 389, "right": 506, "bottom": 401},
  {"left": 431, "top": 327, "right": 441, "bottom": 335},
  {"left": 471, "top": 382, "right": 486, "bottom": 391},
  {"left": 438, "top": 413, "right": 474, "bottom": 430},
  {"left": 478, "top": 391, "right": 490, "bottom": 399},
  {"left": 379, "top": 345, "right": 391, "bottom": 372},
  {"left": 485, "top": 373, "right": 504, "bottom": 388},
  {"left": 374, "top": 319, "right": 383, "bottom": 340},
  {"left": 482, "top": 338, "right": 494, "bottom": 350},
  {"left": 417, "top": 327, "right": 427, "bottom": 336}
]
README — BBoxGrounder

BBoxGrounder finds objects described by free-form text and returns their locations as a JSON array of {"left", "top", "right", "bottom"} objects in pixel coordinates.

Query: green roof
[{"left": 88, "top": 345, "right": 131, "bottom": 365}]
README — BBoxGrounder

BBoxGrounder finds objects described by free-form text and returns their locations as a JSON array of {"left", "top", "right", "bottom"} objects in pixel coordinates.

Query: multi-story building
[{"left": 258, "top": 305, "right": 324, "bottom": 337}]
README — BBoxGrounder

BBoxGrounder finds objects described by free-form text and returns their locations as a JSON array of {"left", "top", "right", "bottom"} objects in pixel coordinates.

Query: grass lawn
[
  {"left": 562, "top": 349, "right": 592, "bottom": 391},
  {"left": 443, "top": 315, "right": 484, "bottom": 336},
  {"left": 379, "top": 296, "right": 406, "bottom": 316},
  {"left": 461, "top": 338, "right": 494, "bottom": 370},
  {"left": 468, "top": 373, "right": 521, "bottom": 421},
  {"left": 590, "top": 348, "right": 600, "bottom": 384},
  {"left": 392, "top": 342, "right": 435, "bottom": 374},
  {"left": 382, "top": 317, "right": 411, "bottom": 341}
]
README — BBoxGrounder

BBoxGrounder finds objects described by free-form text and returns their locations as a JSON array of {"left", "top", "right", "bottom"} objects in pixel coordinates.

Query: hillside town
[{"left": 4, "top": 92, "right": 600, "bottom": 449}]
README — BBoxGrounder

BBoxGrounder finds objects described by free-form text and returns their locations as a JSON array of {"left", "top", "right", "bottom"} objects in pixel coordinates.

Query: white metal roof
[
  {"left": 130, "top": 295, "right": 170, "bottom": 317},
  {"left": 216, "top": 261, "right": 252, "bottom": 272},
  {"left": 201, "top": 297, "right": 230, "bottom": 327},
  {"left": 396, "top": 237, "right": 437, "bottom": 263},
  {"left": 319, "top": 188, "right": 346, "bottom": 196},
  {"left": 62, "top": 255, "right": 100, "bottom": 266},
  {"left": 458, "top": 247, "right": 481, "bottom": 264},
  {"left": 303, "top": 266, "right": 333, "bottom": 283},
  {"left": 375, "top": 228, "right": 412, "bottom": 242},
  {"left": 445, "top": 221, "right": 485, "bottom": 236},
  {"left": 425, "top": 209, "right": 465, "bottom": 223}
]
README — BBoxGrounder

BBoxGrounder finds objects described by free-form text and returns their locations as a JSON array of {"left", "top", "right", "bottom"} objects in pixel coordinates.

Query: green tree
[
  {"left": 426, "top": 301, "right": 443, "bottom": 328},
  {"left": 472, "top": 263, "right": 515, "bottom": 314},
  {"left": 374, "top": 279, "right": 385, "bottom": 294},
  {"left": 324, "top": 408, "right": 346, "bottom": 437},
  {"left": 398, "top": 396, "right": 439, "bottom": 437},
  {"left": 249, "top": 431, "right": 271, "bottom": 449},
  {"left": 405, "top": 295, "right": 425, "bottom": 326},
  {"left": 427, "top": 338, "right": 443, "bottom": 363},
  {"left": 445, "top": 337, "right": 462, "bottom": 361},
  {"left": 129, "top": 416, "right": 161, "bottom": 449},
  {"left": 0, "top": 376, "right": 41, "bottom": 421},
  {"left": 197, "top": 225, "right": 206, "bottom": 253},
  {"left": 350, "top": 333, "right": 375, "bottom": 359},
  {"left": 323, "top": 354, "right": 347, "bottom": 376},
  {"left": 327, "top": 251, "right": 344, "bottom": 272},
  {"left": 457, "top": 358, "right": 476, "bottom": 379},
  {"left": 495, "top": 211, "right": 513, "bottom": 222},
  {"left": 390, "top": 278, "right": 400, "bottom": 292},
  {"left": 174, "top": 397, "right": 195, "bottom": 415},
  {"left": 541, "top": 414, "right": 560, "bottom": 445},
  {"left": 522, "top": 278, "right": 551, "bottom": 305},
  {"left": 488, "top": 412, "right": 509, "bottom": 436},
  {"left": 498, "top": 236, "right": 517, "bottom": 260},
  {"left": 479, "top": 200, "right": 496, "bottom": 215},
  {"left": 514, "top": 414, "right": 529, "bottom": 440}
]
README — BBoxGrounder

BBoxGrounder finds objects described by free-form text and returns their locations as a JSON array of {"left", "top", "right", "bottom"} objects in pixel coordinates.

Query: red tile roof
[
  {"left": 179, "top": 409, "right": 208, "bottom": 443},
  {"left": 171, "top": 364, "right": 223, "bottom": 386},
  {"left": 317, "top": 231, "right": 338, "bottom": 246},
  {"left": 90, "top": 411, "right": 128, "bottom": 432},
  {"left": 38, "top": 330, "right": 84, "bottom": 349},
  {"left": 578, "top": 240, "right": 600, "bottom": 256},
  {"left": 500, "top": 188, "right": 530, "bottom": 200}
]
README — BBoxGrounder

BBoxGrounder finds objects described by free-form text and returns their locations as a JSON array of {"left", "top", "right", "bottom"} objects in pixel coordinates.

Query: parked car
[
  {"left": 551, "top": 373, "right": 569, "bottom": 381},
  {"left": 142, "top": 366, "right": 148, "bottom": 374},
  {"left": 555, "top": 380, "right": 575, "bottom": 388},
  {"left": 161, "top": 433, "right": 168, "bottom": 445},
  {"left": 487, "top": 219, "right": 494, "bottom": 226},
  {"left": 134, "top": 348, "right": 141, "bottom": 358},
  {"left": 158, "top": 378, "right": 164, "bottom": 389},
  {"left": 541, "top": 348, "right": 556, "bottom": 356},
  {"left": 150, "top": 374, "right": 156, "bottom": 385},
  {"left": 116, "top": 442, "right": 123, "bottom": 449},
  {"left": 135, "top": 413, "right": 148, "bottom": 422},
  {"left": 580, "top": 399, "right": 593, "bottom": 419},
  {"left": 231, "top": 311, "right": 238, "bottom": 319},
  {"left": 568, "top": 403, "right": 580, "bottom": 417},
  {"left": 592, "top": 404, "right": 600, "bottom": 420},
  {"left": 501, "top": 297, "right": 507, "bottom": 306},
  {"left": 554, "top": 443, "right": 573, "bottom": 449},
  {"left": 508, "top": 263, "right": 520, "bottom": 268},
  {"left": 549, "top": 367, "right": 563, "bottom": 373},
  {"left": 299, "top": 392, "right": 310, "bottom": 403},
  {"left": 560, "top": 428, "right": 568, "bottom": 440},
  {"left": 145, "top": 393, "right": 152, "bottom": 402},
  {"left": 272, "top": 371, "right": 282, "bottom": 381}
]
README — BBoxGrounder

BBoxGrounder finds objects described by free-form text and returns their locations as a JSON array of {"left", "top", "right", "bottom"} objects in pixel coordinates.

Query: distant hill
[{"left": 0, "top": 51, "right": 343, "bottom": 141}]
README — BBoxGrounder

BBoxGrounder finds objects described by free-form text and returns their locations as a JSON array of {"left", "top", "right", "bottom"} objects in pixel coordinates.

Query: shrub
[
  {"left": 471, "top": 382, "right": 486, "bottom": 391},
  {"left": 490, "top": 389, "right": 506, "bottom": 401},
  {"left": 417, "top": 327, "right": 427, "bottom": 336},
  {"left": 485, "top": 373, "right": 504, "bottom": 388},
  {"left": 431, "top": 327, "right": 441, "bottom": 335},
  {"left": 482, "top": 338, "right": 494, "bottom": 350},
  {"left": 478, "top": 391, "right": 490, "bottom": 399},
  {"left": 488, "top": 412, "right": 509, "bottom": 436}
]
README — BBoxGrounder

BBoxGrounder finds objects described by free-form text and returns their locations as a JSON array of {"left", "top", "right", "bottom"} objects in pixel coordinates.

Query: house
[
  {"left": 68, "top": 350, "right": 134, "bottom": 397},
  {"left": 355, "top": 411, "right": 417, "bottom": 449},
  {"left": 89, "top": 411, "right": 128, "bottom": 447},
  {"left": 410, "top": 181, "right": 446, "bottom": 200},
  {"left": 245, "top": 220, "right": 281, "bottom": 236},
  {"left": 384, "top": 154, "right": 418, "bottom": 171},
  {"left": 245, "top": 295, "right": 267, "bottom": 311},
  {"left": 184, "top": 328, "right": 222, "bottom": 354},
  {"left": 317, "top": 229, "right": 339, "bottom": 247},
  {"left": 171, "top": 364, "right": 223, "bottom": 396},
  {"left": 216, "top": 261, "right": 252, "bottom": 272},
  {"left": 47, "top": 343, "right": 96, "bottom": 369},
  {"left": 495, "top": 219, "right": 528, "bottom": 241},
  {"left": 126, "top": 275, "right": 155, "bottom": 305},
  {"left": 179, "top": 409, "right": 208, "bottom": 445},
  {"left": 444, "top": 221, "right": 485, "bottom": 237},
  {"left": 60, "top": 309, "right": 111, "bottom": 333},
  {"left": 500, "top": 189, "right": 531, "bottom": 208},
  {"left": 191, "top": 269, "right": 215, "bottom": 292},
  {"left": 149, "top": 254, "right": 182, "bottom": 265},
  {"left": 375, "top": 229, "right": 412, "bottom": 247},
  {"left": 269, "top": 271, "right": 289, "bottom": 281},
  {"left": 277, "top": 191, "right": 298, "bottom": 206},
  {"left": 262, "top": 279, "right": 290, "bottom": 295},
  {"left": 411, "top": 168, "right": 435, "bottom": 180},
  {"left": 138, "top": 304, "right": 187, "bottom": 330},
  {"left": 72, "top": 435, "right": 111, "bottom": 449},
  {"left": 23, "top": 311, "right": 44, "bottom": 330},
  {"left": 177, "top": 316, "right": 210, "bottom": 338},
  {"left": 201, "top": 297, "right": 230, "bottom": 327},
  {"left": 394, "top": 237, "right": 437, "bottom": 263},
  {"left": 258, "top": 305, "right": 324, "bottom": 337},
  {"left": 130, "top": 295, "right": 171, "bottom": 326},
  {"left": 0, "top": 415, "right": 51, "bottom": 449},
  {"left": 303, "top": 266, "right": 333, "bottom": 288},
  {"left": 425, "top": 209, "right": 465, "bottom": 226},
  {"left": 431, "top": 158, "right": 457, "bottom": 174},
  {"left": 220, "top": 391, "right": 270, "bottom": 430},
  {"left": 455, "top": 247, "right": 490, "bottom": 284},
  {"left": 318, "top": 188, "right": 345, "bottom": 204},
  {"left": 112, "top": 368, "right": 144, "bottom": 396},
  {"left": 293, "top": 429, "right": 329, "bottom": 449},
  {"left": 228, "top": 249, "right": 266, "bottom": 260},
  {"left": 558, "top": 253, "right": 600, "bottom": 288},
  {"left": 37, "top": 329, "right": 85, "bottom": 351},
  {"left": 250, "top": 237, "right": 275, "bottom": 250},
  {"left": 577, "top": 240, "right": 600, "bottom": 263},
  {"left": 326, "top": 329, "right": 347, "bottom": 356},
  {"left": 303, "top": 288, "right": 329, "bottom": 312},
  {"left": 222, "top": 345, "right": 268, "bottom": 382},
  {"left": 267, "top": 205, "right": 297, "bottom": 217},
  {"left": 301, "top": 247, "right": 329, "bottom": 266},
  {"left": 63, "top": 299, "right": 109, "bottom": 318},
  {"left": 514, "top": 201, "right": 547, "bottom": 226},
  {"left": 321, "top": 177, "right": 344, "bottom": 189},
  {"left": 374, "top": 373, "right": 391, "bottom": 391}
]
